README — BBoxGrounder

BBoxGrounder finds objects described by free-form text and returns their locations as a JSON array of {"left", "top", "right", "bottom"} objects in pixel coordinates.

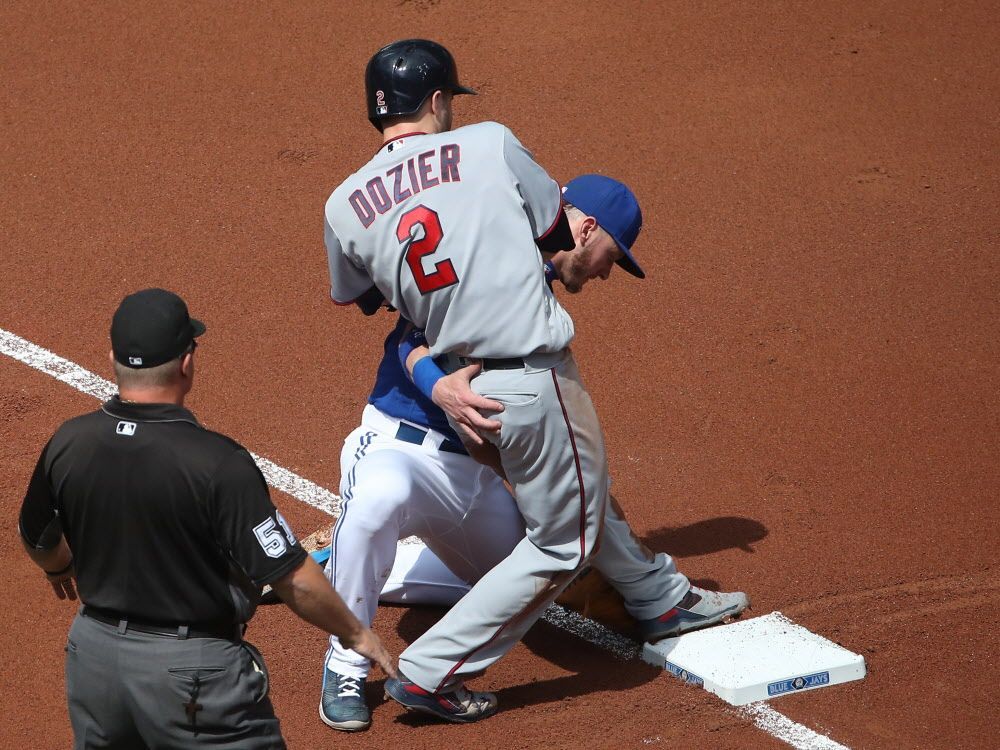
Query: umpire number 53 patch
[{"left": 253, "top": 512, "right": 298, "bottom": 558}]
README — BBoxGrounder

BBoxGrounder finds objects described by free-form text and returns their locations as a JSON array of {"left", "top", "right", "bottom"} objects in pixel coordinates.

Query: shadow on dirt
[
  {"left": 643, "top": 516, "right": 768, "bottom": 557},
  {"left": 392, "top": 600, "right": 655, "bottom": 716},
  {"left": 387, "top": 608, "right": 659, "bottom": 720},
  {"left": 384, "top": 515, "right": 766, "bottom": 718}
]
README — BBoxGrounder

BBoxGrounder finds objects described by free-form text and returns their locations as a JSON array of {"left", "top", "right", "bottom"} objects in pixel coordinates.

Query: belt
[
  {"left": 81, "top": 605, "right": 244, "bottom": 640},
  {"left": 457, "top": 356, "right": 525, "bottom": 371},
  {"left": 394, "top": 422, "right": 467, "bottom": 455}
]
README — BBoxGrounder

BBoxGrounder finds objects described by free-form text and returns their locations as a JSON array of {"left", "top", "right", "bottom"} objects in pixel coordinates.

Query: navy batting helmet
[{"left": 365, "top": 39, "right": 476, "bottom": 131}]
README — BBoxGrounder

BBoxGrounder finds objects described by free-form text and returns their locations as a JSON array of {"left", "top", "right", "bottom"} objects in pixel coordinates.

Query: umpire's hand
[
  {"left": 271, "top": 556, "right": 398, "bottom": 678},
  {"left": 46, "top": 564, "right": 78, "bottom": 601},
  {"left": 341, "top": 626, "right": 395, "bottom": 678}
]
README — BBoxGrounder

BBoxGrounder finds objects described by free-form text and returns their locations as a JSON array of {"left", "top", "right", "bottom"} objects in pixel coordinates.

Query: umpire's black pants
[{"left": 65, "top": 610, "right": 286, "bottom": 749}]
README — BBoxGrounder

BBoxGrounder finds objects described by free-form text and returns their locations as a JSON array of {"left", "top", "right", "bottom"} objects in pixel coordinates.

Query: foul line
[
  {"left": 0, "top": 328, "right": 341, "bottom": 516},
  {"left": 742, "top": 704, "right": 850, "bottom": 750},
  {"left": 1, "top": 326, "right": 849, "bottom": 750}
]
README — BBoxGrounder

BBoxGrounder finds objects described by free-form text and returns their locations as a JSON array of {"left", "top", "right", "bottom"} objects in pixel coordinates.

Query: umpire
[{"left": 19, "top": 288, "right": 396, "bottom": 749}]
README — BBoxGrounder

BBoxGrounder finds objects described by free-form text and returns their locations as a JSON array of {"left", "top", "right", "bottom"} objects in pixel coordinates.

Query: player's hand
[
  {"left": 46, "top": 567, "right": 77, "bottom": 601},
  {"left": 343, "top": 626, "right": 398, "bottom": 679},
  {"left": 431, "top": 364, "right": 503, "bottom": 445}
]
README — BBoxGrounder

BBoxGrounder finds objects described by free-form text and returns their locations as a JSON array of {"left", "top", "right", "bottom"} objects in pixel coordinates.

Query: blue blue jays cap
[{"left": 562, "top": 174, "right": 644, "bottom": 279}]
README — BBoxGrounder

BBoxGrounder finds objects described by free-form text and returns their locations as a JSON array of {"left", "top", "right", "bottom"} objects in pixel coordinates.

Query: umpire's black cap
[
  {"left": 111, "top": 288, "right": 205, "bottom": 369},
  {"left": 365, "top": 39, "right": 476, "bottom": 131}
]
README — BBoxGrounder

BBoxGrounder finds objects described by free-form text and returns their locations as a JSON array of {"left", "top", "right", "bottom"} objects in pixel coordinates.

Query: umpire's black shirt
[{"left": 19, "top": 396, "right": 307, "bottom": 626}]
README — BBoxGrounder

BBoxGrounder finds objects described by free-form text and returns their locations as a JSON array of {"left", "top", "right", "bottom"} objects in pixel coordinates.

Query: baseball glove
[{"left": 555, "top": 565, "right": 637, "bottom": 636}]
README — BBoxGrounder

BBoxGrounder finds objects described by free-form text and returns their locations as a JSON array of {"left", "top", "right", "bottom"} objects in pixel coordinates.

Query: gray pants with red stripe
[{"left": 399, "top": 350, "right": 613, "bottom": 692}]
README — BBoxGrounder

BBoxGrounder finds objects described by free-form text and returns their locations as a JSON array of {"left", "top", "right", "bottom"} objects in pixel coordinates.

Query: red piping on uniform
[
  {"left": 434, "top": 367, "right": 588, "bottom": 693},
  {"left": 551, "top": 368, "right": 589, "bottom": 562},
  {"left": 434, "top": 567, "right": 578, "bottom": 693},
  {"left": 435, "top": 603, "right": 508, "bottom": 692},
  {"left": 535, "top": 197, "right": 566, "bottom": 240},
  {"left": 377, "top": 131, "right": 428, "bottom": 155}
]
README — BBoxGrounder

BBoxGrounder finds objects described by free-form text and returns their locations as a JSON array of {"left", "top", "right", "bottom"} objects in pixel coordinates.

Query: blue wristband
[
  {"left": 398, "top": 327, "right": 428, "bottom": 369},
  {"left": 412, "top": 356, "right": 446, "bottom": 400}
]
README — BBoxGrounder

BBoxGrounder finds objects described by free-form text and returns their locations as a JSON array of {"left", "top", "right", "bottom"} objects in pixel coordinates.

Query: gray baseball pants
[
  {"left": 65, "top": 610, "right": 285, "bottom": 749},
  {"left": 400, "top": 349, "right": 615, "bottom": 691}
]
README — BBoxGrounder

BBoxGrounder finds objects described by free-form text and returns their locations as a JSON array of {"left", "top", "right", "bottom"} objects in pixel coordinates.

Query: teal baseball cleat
[{"left": 319, "top": 667, "right": 370, "bottom": 732}]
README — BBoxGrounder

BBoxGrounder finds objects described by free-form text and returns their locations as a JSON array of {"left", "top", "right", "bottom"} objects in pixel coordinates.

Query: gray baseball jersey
[
  {"left": 325, "top": 121, "right": 573, "bottom": 358},
  {"left": 326, "top": 120, "right": 611, "bottom": 696}
]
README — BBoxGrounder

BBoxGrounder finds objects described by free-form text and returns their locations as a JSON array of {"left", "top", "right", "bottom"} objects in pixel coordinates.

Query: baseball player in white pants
[{"left": 323, "top": 39, "right": 748, "bottom": 726}]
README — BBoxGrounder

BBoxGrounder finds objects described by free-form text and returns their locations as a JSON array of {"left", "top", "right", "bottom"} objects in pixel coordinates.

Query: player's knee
[
  {"left": 537, "top": 531, "right": 602, "bottom": 572},
  {"left": 342, "top": 472, "right": 413, "bottom": 532},
  {"left": 336, "top": 511, "right": 394, "bottom": 543}
]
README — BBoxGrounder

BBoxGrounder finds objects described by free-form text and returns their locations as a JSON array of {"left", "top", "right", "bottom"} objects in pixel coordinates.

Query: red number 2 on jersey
[{"left": 397, "top": 205, "right": 458, "bottom": 294}]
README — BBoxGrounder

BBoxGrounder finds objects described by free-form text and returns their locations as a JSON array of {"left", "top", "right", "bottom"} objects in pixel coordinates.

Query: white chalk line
[
  {"left": 1, "top": 325, "right": 849, "bottom": 750},
  {"left": 0, "top": 328, "right": 341, "bottom": 516},
  {"left": 741, "top": 704, "right": 850, "bottom": 750}
]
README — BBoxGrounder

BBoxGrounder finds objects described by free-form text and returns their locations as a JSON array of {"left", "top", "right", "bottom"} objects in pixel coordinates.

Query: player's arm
[
  {"left": 270, "top": 557, "right": 396, "bottom": 677},
  {"left": 543, "top": 259, "right": 560, "bottom": 288},
  {"left": 19, "top": 442, "right": 77, "bottom": 600},
  {"left": 351, "top": 284, "right": 389, "bottom": 316},
  {"left": 501, "top": 126, "right": 575, "bottom": 257},
  {"left": 397, "top": 324, "right": 503, "bottom": 445},
  {"left": 325, "top": 211, "right": 389, "bottom": 315}
]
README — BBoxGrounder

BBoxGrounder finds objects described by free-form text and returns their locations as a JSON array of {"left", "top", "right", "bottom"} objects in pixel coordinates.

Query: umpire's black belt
[
  {"left": 394, "top": 423, "right": 467, "bottom": 455},
  {"left": 81, "top": 605, "right": 244, "bottom": 640}
]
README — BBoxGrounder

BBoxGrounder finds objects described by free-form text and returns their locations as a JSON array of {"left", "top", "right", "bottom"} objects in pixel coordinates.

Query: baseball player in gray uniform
[
  {"left": 320, "top": 175, "right": 749, "bottom": 732},
  {"left": 324, "top": 39, "right": 747, "bottom": 723}
]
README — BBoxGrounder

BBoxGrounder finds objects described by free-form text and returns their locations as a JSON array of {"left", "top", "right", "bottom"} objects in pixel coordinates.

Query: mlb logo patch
[
  {"left": 116, "top": 421, "right": 137, "bottom": 436},
  {"left": 128, "top": 356, "right": 143, "bottom": 366}
]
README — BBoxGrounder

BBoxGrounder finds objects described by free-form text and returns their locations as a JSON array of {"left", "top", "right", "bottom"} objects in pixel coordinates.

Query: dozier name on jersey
[{"left": 349, "top": 143, "right": 461, "bottom": 229}]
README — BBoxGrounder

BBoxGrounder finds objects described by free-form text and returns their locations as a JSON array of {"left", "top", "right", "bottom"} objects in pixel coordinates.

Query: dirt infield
[{"left": 2, "top": 2, "right": 998, "bottom": 747}]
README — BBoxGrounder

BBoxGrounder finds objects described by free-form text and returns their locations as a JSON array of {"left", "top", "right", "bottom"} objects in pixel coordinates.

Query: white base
[{"left": 641, "top": 612, "right": 866, "bottom": 706}]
